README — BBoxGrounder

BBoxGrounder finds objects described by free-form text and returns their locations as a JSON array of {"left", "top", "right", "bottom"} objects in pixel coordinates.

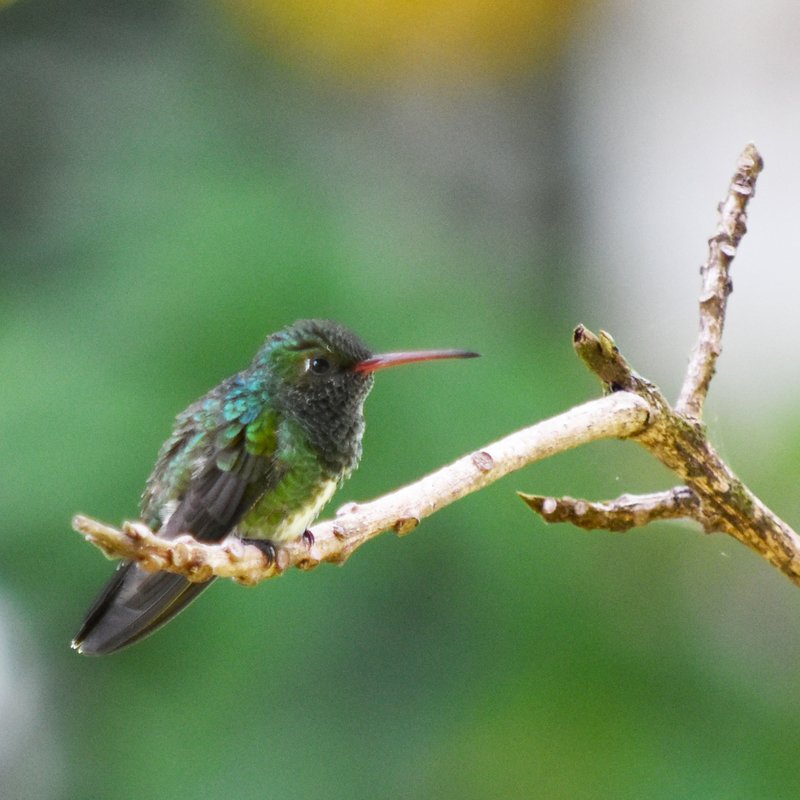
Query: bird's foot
[
  {"left": 294, "top": 529, "right": 320, "bottom": 572},
  {"left": 240, "top": 538, "right": 278, "bottom": 566}
]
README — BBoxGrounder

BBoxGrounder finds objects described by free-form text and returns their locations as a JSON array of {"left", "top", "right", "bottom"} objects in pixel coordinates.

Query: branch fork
[{"left": 73, "top": 144, "right": 800, "bottom": 588}]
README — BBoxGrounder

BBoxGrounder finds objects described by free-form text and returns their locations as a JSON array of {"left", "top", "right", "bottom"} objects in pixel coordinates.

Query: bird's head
[{"left": 253, "top": 319, "right": 478, "bottom": 470}]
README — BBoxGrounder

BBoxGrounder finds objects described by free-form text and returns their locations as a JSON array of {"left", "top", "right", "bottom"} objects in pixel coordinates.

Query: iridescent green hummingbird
[{"left": 73, "top": 319, "right": 478, "bottom": 655}]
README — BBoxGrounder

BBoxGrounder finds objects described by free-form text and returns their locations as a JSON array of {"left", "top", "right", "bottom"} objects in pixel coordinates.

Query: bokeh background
[{"left": 3, "top": 1, "right": 800, "bottom": 797}]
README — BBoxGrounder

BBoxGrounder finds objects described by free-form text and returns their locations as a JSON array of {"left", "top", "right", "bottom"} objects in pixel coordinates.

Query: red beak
[{"left": 354, "top": 349, "right": 479, "bottom": 374}]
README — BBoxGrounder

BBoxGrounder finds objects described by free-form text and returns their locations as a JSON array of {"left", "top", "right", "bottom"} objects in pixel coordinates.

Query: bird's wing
[
  {"left": 158, "top": 410, "right": 282, "bottom": 542},
  {"left": 74, "top": 391, "right": 287, "bottom": 656}
]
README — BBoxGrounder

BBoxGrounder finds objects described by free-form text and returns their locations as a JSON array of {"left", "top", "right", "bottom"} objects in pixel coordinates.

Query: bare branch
[
  {"left": 73, "top": 144, "right": 800, "bottom": 595},
  {"left": 71, "top": 517, "right": 279, "bottom": 585},
  {"left": 72, "top": 393, "right": 651, "bottom": 584},
  {"left": 519, "top": 487, "right": 702, "bottom": 532},
  {"left": 570, "top": 325, "right": 800, "bottom": 585},
  {"left": 573, "top": 325, "right": 644, "bottom": 394},
  {"left": 677, "top": 143, "right": 764, "bottom": 418}
]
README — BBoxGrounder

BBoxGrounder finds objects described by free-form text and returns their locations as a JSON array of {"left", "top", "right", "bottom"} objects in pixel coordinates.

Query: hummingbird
[{"left": 72, "top": 319, "right": 478, "bottom": 655}]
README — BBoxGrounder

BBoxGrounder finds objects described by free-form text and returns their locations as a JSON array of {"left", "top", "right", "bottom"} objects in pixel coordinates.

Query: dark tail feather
[{"left": 72, "top": 561, "right": 214, "bottom": 656}]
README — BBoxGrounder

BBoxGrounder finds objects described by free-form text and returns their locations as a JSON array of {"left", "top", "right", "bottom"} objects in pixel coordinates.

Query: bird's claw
[{"left": 241, "top": 538, "right": 277, "bottom": 566}]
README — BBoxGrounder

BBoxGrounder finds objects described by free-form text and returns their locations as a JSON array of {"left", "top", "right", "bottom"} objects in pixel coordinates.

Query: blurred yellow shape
[{"left": 221, "top": 0, "right": 590, "bottom": 85}]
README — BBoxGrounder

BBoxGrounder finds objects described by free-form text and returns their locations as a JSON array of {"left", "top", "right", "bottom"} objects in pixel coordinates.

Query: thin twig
[
  {"left": 72, "top": 393, "right": 651, "bottom": 584},
  {"left": 677, "top": 143, "right": 764, "bottom": 418},
  {"left": 519, "top": 487, "right": 702, "bottom": 532}
]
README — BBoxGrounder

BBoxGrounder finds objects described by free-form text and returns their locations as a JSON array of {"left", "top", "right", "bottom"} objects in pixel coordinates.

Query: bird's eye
[{"left": 309, "top": 356, "right": 331, "bottom": 375}]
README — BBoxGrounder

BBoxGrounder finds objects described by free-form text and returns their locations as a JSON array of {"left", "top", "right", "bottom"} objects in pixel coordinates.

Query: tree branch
[
  {"left": 568, "top": 323, "right": 800, "bottom": 584},
  {"left": 73, "top": 392, "right": 650, "bottom": 583},
  {"left": 73, "top": 143, "right": 800, "bottom": 591},
  {"left": 519, "top": 487, "right": 702, "bottom": 533},
  {"left": 518, "top": 144, "right": 800, "bottom": 586},
  {"left": 677, "top": 142, "right": 763, "bottom": 418}
]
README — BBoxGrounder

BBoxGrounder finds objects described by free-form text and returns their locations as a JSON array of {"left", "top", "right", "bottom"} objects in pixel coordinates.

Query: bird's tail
[{"left": 72, "top": 561, "right": 213, "bottom": 656}]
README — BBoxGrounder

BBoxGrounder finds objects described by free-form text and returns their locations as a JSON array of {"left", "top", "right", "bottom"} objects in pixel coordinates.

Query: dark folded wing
[{"left": 74, "top": 411, "right": 285, "bottom": 656}]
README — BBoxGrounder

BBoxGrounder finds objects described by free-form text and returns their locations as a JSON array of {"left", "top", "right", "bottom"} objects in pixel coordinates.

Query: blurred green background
[{"left": 3, "top": 1, "right": 800, "bottom": 798}]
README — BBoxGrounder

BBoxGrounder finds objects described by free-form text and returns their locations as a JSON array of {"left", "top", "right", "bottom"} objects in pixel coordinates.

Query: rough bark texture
[
  {"left": 677, "top": 144, "right": 764, "bottom": 418},
  {"left": 571, "top": 325, "right": 800, "bottom": 585}
]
